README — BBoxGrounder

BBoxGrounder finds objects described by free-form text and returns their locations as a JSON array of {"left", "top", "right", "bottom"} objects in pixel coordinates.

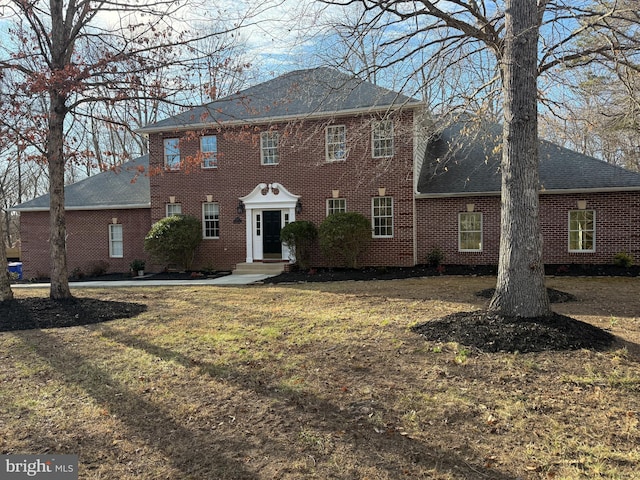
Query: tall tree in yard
[
  {"left": 0, "top": 0, "right": 255, "bottom": 299},
  {"left": 323, "top": 0, "right": 639, "bottom": 317}
]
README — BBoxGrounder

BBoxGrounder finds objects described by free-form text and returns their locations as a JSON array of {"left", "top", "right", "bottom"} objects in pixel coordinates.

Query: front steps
[{"left": 232, "top": 262, "right": 287, "bottom": 275}]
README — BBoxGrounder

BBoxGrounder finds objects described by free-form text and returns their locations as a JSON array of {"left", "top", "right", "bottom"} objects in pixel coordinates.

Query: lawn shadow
[
  {"left": 95, "top": 325, "right": 519, "bottom": 479},
  {"left": 13, "top": 329, "right": 260, "bottom": 479},
  {"left": 0, "top": 297, "right": 147, "bottom": 332}
]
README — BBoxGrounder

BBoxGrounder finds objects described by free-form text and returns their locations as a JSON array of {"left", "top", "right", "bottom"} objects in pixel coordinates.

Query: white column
[{"left": 245, "top": 207, "right": 253, "bottom": 263}]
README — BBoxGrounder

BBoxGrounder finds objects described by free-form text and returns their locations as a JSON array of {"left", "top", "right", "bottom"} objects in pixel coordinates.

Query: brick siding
[
  {"left": 20, "top": 208, "right": 151, "bottom": 279},
  {"left": 148, "top": 111, "right": 417, "bottom": 270},
  {"left": 416, "top": 191, "right": 640, "bottom": 266},
  {"left": 18, "top": 109, "right": 640, "bottom": 276}
]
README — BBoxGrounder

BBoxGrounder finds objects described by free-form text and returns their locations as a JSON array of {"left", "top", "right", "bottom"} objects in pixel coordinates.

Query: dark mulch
[
  {"left": 264, "top": 264, "right": 497, "bottom": 283},
  {"left": 0, "top": 297, "right": 147, "bottom": 332},
  {"left": 412, "top": 310, "right": 616, "bottom": 353},
  {"left": 264, "top": 263, "right": 639, "bottom": 284}
]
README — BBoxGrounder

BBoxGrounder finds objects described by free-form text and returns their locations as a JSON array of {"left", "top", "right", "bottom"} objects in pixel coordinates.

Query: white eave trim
[
  {"left": 415, "top": 186, "right": 640, "bottom": 199},
  {"left": 10, "top": 203, "right": 151, "bottom": 213},
  {"left": 415, "top": 191, "right": 500, "bottom": 199},
  {"left": 137, "top": 102, "right": 426, "bottom": 135}
]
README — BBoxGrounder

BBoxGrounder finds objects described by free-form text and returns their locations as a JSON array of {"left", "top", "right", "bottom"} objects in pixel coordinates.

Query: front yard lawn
[{"left": 1, "top": 276, "right": 639, "bottom": 479}]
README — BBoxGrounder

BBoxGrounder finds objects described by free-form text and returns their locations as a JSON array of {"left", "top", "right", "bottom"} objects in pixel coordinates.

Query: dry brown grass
[{"left": 1, "top": 276, "right": 639, "bottom": 479}]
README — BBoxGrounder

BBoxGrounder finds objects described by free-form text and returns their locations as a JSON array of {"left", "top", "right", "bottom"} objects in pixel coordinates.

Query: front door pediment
[{"left": 240, "top": 183, "right": 300, "bottom": 209}]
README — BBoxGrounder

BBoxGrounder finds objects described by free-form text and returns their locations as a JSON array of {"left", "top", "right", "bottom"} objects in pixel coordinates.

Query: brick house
[{"left": 11, "top": 68, "right": 640, "bottom": 278}]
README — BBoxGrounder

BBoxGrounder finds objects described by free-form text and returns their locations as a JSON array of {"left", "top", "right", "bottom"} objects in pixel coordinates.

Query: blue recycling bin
[{"left": 8, "top": 262, "right": 22, "bottom": 280}]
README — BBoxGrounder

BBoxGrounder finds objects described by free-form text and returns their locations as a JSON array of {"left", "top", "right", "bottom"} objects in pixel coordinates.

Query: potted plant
[{"left": 130, "top": 259, "right": 146, "bottom": 277}]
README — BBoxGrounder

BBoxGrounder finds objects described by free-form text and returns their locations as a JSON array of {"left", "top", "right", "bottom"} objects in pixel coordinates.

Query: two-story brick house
[{"left": 12, "top": 68, "right": 640, "bottom": 278}]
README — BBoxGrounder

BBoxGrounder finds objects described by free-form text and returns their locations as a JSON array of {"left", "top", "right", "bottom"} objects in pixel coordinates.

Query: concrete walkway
[{"left": 12, "top": 273, "right": 275, "bottom": 289}]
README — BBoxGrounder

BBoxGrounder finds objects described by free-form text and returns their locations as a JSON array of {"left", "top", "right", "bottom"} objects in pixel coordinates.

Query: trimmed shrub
[
  {"left": 427, "top": 247, "right": 445, "bottom": 267},
  {"left": 613, "top": 252, "right": 634, "bottom": 268},
  {"left": 318, "top": 212, "right": 371, "bottom": 268},
  {"left": 280, "top": 220, "right": 318, "bottom": 270},
  {"left": 144, "top": 215, "right": 202, "bottom": 271}
]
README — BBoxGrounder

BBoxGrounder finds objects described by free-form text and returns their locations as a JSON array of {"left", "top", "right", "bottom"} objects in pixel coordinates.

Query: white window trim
[
  {"left": 568, "top": 210, "right": 596, "bottom": 253},
  {"left": 109, "top": 224, "right": 123, "bottom": 258},
  {"left": 372, "top": 196, "right": 394, "bottom": 238},
  {"left": 164, "top": 138, "right": 180, "bottom": 171},
  {"left": 202, "top": 202, "right": 220, "bottom": 239},
  {"left": 260, "top": 131, "right": 279, "bottom": 165},
  {"left": 458, "top": 212, "right": 483, "bottom": 252},
  {"left": 201, "top": 135, "right": 218, "bottom": 169},
  {"left": 372, "top": 120, "right": 394, "bottom": 158},
  {"left": 325, "top": 125, "right": 347, "bottom": 162},
  {"left": 166, "top": 203, "right": 182, "bottom": 217},
  {"left": 326, "top": 198, "right": 347, "bottom": 216}
]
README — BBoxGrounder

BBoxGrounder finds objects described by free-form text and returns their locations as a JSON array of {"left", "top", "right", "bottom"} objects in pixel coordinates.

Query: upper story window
[
  {"left": 372, "top": 196, "right": 393, "bottom": 238},
  {"left": 372, "top": 120, "right": 394, "bottom": 158},
  {"left": 261, "top": 131, "right": 279, "bottom": 165},
  {"left": 326, "top": 198, "right": 346, "bottom": 216},
  {"left": 569, "top": 210, "right": 595, "bottom": 252},
  {"left": 164, "top": 138, "right": 180, "bottom": 171},
  {"left": 166, "top": 203, "right": 182, "bottom": 217},
  {"left": 201, "top": 135, "right": 218, "bottom": 168},
  {"left": 459, "top": 212, "right": 482, "bottom": 252},
  {"left": 203, "top": 202, "right": 220, "bottom": 239},
  {"left": 326, "top": 125, "right": 347, "bottom": 162},
  {"left": 109, "top": 224, "right": 123, "bottom": 258}
]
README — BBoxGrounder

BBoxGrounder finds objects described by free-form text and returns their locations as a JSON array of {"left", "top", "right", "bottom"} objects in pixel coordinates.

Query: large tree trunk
[
  {"left": 488, "top": 0, "right": 550, "bottom": 318},
  {"left": 48, "top": 92, "right": 72, "bottom": 300},
  {"left": 47, "top": 0, "right": 72, "bottom": 300},
  {"left": 0, "top": 217, "right": 14, "bottom": 302}
]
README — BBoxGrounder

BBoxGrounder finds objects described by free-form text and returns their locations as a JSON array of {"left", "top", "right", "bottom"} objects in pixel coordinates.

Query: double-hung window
[
  {"left": 372, "top": 120, "right": 394, "bottom": 157},
  {"left": 260, "top": 131, "right": 279, "bottom": 165},
  {"left": 164, "top": 138, "right": 180, "bottom": 170},
  {"left": 326, "top": 198, "right": 346, "bottom": 216},
  {"left": 109, "top": 224, "right": 123, "bottom": 258},
  {"left": 166, "top": 203, "right": 182, "bottom": 217},
  {"left": 459, "top": 212, "right": 482, "bottom": 251},
  {"left": 203, "top": 202, "right": 220, "bottom": 239},
  {"left": 372, "top": 196, "right": 393, "bottom": 238},
  {"left": 201, "top": 135, "right": 218, "bottom": 168},
  {"left": 569, "top": 210, "right": 595, "bottom": 252},
  {"left": 326, "top": 125, "right": 347, "bottom": 161}
]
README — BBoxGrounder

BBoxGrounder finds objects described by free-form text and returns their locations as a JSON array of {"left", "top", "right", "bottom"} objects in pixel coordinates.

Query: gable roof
[
  {"left": 417, "top": 121, "right": 640, "bottom": 196},
  {"left": 138, "top": 67, "right": 423, "bottom": 133},
  {"left": 11, "top": 155, "right": 150, "bottom": 212}
]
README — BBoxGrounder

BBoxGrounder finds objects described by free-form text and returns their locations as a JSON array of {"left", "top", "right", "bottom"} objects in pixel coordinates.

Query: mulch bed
[
  {"left": 0, "top": 297, "right": 147, "bottom": 332},
  {"left": 412, "top": 310, "right": 615, "bottom": 353}
]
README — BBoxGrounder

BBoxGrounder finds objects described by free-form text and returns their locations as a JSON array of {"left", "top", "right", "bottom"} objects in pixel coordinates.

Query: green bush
[
  {"left": 318, "top": 212, "right": 371, "bottom": 268},
  {"left": 280, "top": 220, "right": 318, "bottom": 270},
  {"left": 144, "top": 215, "right": 202, "bottom": 271},
  {"left": 427, "top": 247, "right": 445, "bottom": 267},
  {"left": 613, "top": 252, "right": 634, "bottom": 268}
]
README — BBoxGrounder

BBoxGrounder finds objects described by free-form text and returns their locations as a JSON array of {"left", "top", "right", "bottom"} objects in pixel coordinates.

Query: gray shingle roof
[
  {"left": 418, "top": 121, "right": 640, "bottom": 195},
  {"left": 139, "top": 67, "right": 422, "bottom": 132},
  {"left": 11, "top": 155, "right": 150, "bottom": 211}
]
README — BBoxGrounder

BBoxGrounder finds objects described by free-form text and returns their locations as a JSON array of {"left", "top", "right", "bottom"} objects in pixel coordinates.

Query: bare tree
[
  {"left": 0, "top": 0, "right": 266, "bottom": 299},
  {"left": 320, "top": 0, "right": 639, "bottom": 317}
]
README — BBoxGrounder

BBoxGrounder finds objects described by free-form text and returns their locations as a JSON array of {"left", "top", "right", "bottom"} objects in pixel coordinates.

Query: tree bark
[
  {"left": 47, "top": 0, "right": 72, "bottom": 300},
  {"left": 488, "top": 0, "right": 550, "bottom": 318},
  {"left": 0, "top": 217, "right": 14, "bottom": 302},
  {"left": 48, "top": 92, "right": 72, "bottom": 300}
]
